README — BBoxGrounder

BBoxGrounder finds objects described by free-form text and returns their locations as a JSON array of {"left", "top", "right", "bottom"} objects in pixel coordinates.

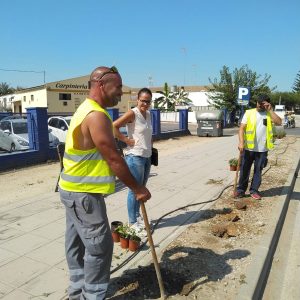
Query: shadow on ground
[
  {"left": 152, "top": 207, "right": 232, "bottom": 230},
  {"left": 107, "top": 246, "right": 250, "bottom": 299}
]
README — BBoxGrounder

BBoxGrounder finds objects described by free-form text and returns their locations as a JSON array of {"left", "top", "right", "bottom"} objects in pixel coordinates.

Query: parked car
[
  {"left": 0, "top": 119, "right": 59, "bottom": 151},
  {"left": 0, "top": 129, "right": 16, "bottom": 152},
  {"left": 48, "top": 116, "right": 72, "bottom": 142},
  {"left": 48, "top": 115, "right": 127, "bottom": 143}
]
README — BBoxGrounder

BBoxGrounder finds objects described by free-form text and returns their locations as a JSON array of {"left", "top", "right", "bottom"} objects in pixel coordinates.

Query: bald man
[{"left": 59, "top": 66, "right": 151, "bottom": 300}]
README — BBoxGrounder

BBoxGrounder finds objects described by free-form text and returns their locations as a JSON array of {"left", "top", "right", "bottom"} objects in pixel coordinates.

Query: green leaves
[
  {"left": 154, "top": 83, "right": 192, "bottom": 111},
  {"left": 208, "top": 65, "right": 275, "bottom": 111},
  {"left": 292, "top": 70, "right": 300, "bottom": 93},
  {"left": 0, "top": 82, "right": 15, "bottom": 96}
]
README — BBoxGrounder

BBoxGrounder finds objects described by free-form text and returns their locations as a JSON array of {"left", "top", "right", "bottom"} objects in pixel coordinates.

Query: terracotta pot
[
  {"left": 111, "top": 221, "right": 123, "bottom": 233},
  {"left": 112, "top": 232, "right": 120, "bottom": 243},
  {"left": 230, "top": 165, "right": 237, "bottom": 171},
  {"left": 120, "top": 237, "right": 129, "bottom": 249},
  {"left": 129, "top": 239, "right": 140, "bottom": 252}
]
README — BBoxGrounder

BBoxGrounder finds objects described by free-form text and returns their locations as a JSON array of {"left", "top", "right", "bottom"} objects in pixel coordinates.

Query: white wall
[
  {"left": 152, "top": 91, "right": 214, "bottom": 107},
  {"left": 160, "top": 111, "right": 197, "bottom": 123}
]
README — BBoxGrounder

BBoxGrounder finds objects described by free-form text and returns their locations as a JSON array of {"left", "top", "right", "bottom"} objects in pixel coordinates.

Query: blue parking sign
[{"left": 237, "top": 87, "right": 250, "bottom": 106}]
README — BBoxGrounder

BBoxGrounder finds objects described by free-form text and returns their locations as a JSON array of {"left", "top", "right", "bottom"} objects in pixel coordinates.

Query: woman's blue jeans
[{"left": 125, "top": 155, "right": 151, "bottom": 224}]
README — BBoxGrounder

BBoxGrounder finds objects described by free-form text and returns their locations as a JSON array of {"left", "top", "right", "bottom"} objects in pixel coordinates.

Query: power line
[{"left": 0, "top": 68, "right": 46, "bottom": 83}]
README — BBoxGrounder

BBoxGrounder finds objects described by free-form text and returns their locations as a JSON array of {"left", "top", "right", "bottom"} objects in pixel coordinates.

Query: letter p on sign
[{"left": 238, "top": 87, "right": 250, "bottom": 100}]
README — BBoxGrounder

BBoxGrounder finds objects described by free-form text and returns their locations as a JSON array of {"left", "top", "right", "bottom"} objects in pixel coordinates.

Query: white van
[{"left": 274, "top": 105, "right": 286, "bottom": 123}]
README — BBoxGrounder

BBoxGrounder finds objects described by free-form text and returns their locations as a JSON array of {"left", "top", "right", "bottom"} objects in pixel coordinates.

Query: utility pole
[
  {"left": 192, "top": 64, "right": 197, "bottom": 85},
  {"left": 148, "top": 75, "right": 153, "bottom": 88},
  {"left": 181, "top": 47, "right": 187, "bottom": 86}
]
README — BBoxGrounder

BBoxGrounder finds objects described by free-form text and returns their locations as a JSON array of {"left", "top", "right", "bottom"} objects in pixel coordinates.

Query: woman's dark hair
[{"left": 138, "top": 88, "right": 152, "bottom": 98}]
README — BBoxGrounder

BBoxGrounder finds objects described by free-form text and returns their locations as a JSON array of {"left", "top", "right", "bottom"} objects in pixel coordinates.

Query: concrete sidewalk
[{"left": 0, "top": 134, "right": 238, "bottom": 299}]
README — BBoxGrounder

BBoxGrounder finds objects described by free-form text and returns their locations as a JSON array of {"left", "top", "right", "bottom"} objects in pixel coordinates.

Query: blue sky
[{"left": 1, "top": 0, "right": 299, "bottom": 91}]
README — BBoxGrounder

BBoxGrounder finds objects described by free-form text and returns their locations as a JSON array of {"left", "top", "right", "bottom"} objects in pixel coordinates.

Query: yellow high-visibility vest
[
  {"left": 59, "top": 98, "right": 115, "bottom": 194},
  {"left": 244, "top": 108, "right": 274, "bottom": 150}
]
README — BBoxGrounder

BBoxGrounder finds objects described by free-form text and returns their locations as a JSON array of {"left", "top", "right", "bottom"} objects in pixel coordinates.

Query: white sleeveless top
[{"left": 124, "top": 107, "right": 152, "bottom": 158}]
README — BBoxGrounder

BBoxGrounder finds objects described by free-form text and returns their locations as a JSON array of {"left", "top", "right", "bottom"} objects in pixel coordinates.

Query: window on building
[
  {"left": 31, "top": 95, "right": 34, "bottom": 101},
  {"left": 63, "top": 101, "right": 68, "bottom": 106},
  {"left": 59, "top": 93, "right": 71, "bottom": 100},
  {"left": 23, "top": 96, "right": 26, "bottom": 102}
]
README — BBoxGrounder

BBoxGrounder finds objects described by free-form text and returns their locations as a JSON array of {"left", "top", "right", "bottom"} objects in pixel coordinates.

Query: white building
[
  {"left": 0, "top": 94, "right": 15, "bottom": 111},
  {"left": 9, "top": 76, "right": 132, "bottom": 114}
]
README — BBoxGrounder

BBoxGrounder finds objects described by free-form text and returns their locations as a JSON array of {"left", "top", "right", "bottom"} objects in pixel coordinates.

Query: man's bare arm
[
  {"left": 113, "top": 110, "right": 135, "bottom": 146},
  {"left": 86, "top": 111, "right": 151, "bottom": 201},
  {"left": 238, "top": 123, "right": 246, "bottom": 152}
]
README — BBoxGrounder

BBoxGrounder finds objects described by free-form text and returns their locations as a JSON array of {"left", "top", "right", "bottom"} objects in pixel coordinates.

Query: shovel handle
[
  {"left": 140, "top": 202, "right": 166, "bottom": 299},
  {"left": 233, "top": 152, "right": 243, "bottom": 195}
]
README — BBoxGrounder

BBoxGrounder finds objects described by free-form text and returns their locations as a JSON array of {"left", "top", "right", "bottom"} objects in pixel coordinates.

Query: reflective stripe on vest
[
  {"left": 63, "top": 151, "right": 103, "bottom": 162},
  {"left": 244, "top": 108, "right": 274, "bottom": 150},
  {"left": 59, "top": 98, "right": 115, "bottom": 194},
  {"left": 61, "top": 173, "right": 115, "bottom": 184}
]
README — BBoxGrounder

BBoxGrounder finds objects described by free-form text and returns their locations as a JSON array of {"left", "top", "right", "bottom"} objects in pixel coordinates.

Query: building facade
[{"left": 12, "top": 75, "right": 132, "bottom": 114}]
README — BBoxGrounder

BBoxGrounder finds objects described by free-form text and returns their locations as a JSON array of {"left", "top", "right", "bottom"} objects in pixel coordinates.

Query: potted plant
[
  {"left": 229, "top": 158, "right": 238, "bottom": 171},
  {"left": 128, "top": 229, "right": 142, "bottom": 252},
  {"left": 111, "top": 221, "right": 123, "bottom": 243},
  {"left": 116, "top": 224, "right": 130, "bottom": 249}
]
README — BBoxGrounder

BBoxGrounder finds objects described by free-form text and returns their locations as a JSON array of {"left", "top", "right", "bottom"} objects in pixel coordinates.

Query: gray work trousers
[{"left": 60, "top": 189, "right": 113, "bottom": 300}]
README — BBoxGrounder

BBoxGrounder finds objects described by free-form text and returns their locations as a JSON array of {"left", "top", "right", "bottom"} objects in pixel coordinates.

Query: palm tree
[
  {"left": 0, "top": 82, "right": 14, "bottom": 96},
  {"left": 172, "top": 87, "right": 192, "bottom": 107},
  {"left": 155, "top": 83, "right": 175, "bottom": 110}
]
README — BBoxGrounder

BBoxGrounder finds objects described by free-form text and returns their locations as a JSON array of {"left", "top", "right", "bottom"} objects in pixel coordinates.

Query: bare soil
[
  {"left": 106, "top": 136, "right": 299, "bottom": 300},
  {"left": 1, "top": 135, "right": 298, "bottom": 300}
]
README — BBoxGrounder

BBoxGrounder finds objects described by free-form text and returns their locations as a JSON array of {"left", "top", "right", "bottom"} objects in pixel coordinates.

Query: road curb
[{"left": 237, "top": 142, "right": 300, "bottom": 300}]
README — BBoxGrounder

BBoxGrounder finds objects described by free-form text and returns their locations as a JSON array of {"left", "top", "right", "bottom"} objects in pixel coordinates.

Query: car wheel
[{"left": 10, "top": 143, "right": 15, "bottom": 152}]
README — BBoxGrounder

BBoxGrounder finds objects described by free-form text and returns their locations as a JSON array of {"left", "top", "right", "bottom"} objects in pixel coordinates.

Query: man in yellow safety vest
[
  {"left": 59, "top": 66, "right": 151, "bottom": 300},
  {"left": 235, "top": 94, "right": 282, "bottom": 200}
]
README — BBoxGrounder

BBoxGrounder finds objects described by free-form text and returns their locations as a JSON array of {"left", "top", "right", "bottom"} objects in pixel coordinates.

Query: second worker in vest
[
  {"left": 235, "top": 94, "right": 282, "bottom": 200},
  {"left": 59, "top": 66, "right": 151, "bottom": 300}
]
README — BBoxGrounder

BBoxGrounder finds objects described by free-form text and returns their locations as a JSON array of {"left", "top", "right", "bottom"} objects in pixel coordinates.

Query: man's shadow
[
  {"left": 107, "top": 246, "right": 250, "bottom": 299},
  {"left": 152, "top": 207, "right": 232, "bottom": 230},
  {"left": 260, "top": 185, "right": 287, "bottom": 197}
]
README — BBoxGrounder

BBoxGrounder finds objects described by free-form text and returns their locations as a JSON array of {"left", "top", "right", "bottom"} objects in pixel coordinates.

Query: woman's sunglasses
[{"left": 139, "top": 100, "right": 152, "bottom": 105}]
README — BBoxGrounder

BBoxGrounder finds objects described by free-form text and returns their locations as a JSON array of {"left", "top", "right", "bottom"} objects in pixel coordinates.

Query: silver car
[{"left": 0, "top": 119, "right": 59, "bottom": 151}]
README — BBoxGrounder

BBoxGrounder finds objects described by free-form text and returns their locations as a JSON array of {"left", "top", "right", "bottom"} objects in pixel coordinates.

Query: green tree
[
  {"left": 155, "top": 84, "right": 193, "bottom": 111},
  {"left": 0, "top": 82, "right": 15, "bottom": 96},
  {"left": 270, "top": 92, "right": 300, "bottom": 110},
  {"left": 173, "top": 87, "right": 193, "bottom": 107},
  {"left": 292, "top": 70, "right": 300, "bottom": 93},
  {"left": 207, "top": 65, "right": 275, "bottom": 111}
]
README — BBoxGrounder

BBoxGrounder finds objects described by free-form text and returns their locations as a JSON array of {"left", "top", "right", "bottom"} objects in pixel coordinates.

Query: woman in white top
[{"left": 113, "top": 88, "right": 153, "bottom": 230}]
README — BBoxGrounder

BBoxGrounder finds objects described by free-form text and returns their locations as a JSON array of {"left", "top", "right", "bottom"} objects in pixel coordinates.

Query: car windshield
[{"left": 12, "top": 122, "right": 28, "bottom": 134}]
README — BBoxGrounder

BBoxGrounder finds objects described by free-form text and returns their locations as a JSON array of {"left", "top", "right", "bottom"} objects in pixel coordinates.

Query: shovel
[
  {"left": 140, "top": 202, "right": 166, "bottom": 300},
  {"left": 233, "top": 152, "right": 242, "bottom": 197}
]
